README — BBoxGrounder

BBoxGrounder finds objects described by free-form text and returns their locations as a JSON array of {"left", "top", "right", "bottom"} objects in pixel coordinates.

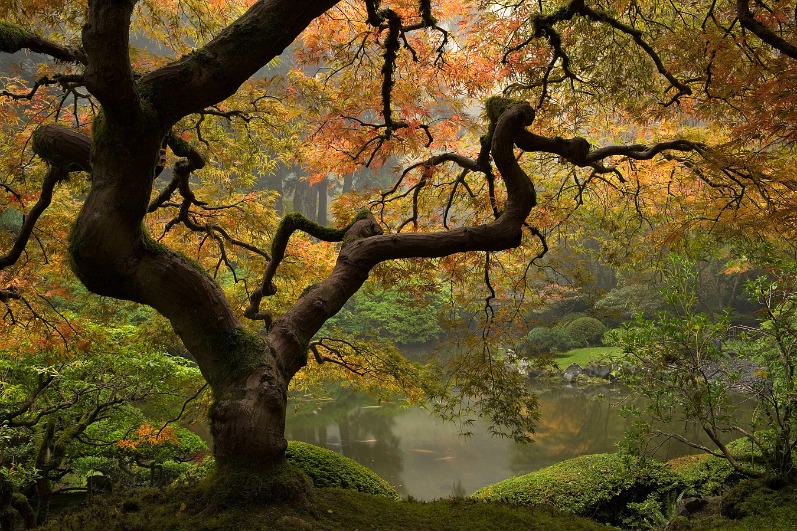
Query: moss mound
[
  {"left": 471, "top": 453, "right": 681, "bottom": 527},
  {"left": 286, "top": 441, "right": 398, "bottom": 498},
  {"left": 668, "top": 453, "right": 741, "bottom": 497}
]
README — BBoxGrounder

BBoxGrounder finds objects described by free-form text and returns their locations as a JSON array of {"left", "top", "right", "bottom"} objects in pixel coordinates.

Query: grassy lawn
[{"left": 553, "top": 346, "right": 622, "bottom": 369}]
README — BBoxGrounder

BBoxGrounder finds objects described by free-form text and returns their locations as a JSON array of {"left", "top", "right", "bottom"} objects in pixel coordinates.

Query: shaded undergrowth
[{"left": 41, "top": 485, "right": 613, "bottom": 531}]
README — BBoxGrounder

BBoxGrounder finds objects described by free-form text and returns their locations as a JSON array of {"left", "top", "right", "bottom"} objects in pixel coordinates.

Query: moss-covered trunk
[{"left": 210, "top": 363, "right": 290, "bottom": 473}]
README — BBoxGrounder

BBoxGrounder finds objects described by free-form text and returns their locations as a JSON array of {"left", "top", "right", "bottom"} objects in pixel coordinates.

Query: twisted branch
[{"left": 244, "top": 210, "right": 378, "bottom": 321}]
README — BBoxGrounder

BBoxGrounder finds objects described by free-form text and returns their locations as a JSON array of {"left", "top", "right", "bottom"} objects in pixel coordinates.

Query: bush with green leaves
[
  {"left": 563, "top": 317, "right": 606, "bottom": 347},
  {"left": 523, "top": 327, "right": 576, "bottom": 356},
  {"left": 471, "top": 453, "right": 681, "bottom": 528},
  {"left": 0, "top": 321, "right": 207, "bottom": 525},
  {"left": 70, "top": 422, "right": 208, "bottom": 487},
  {"left": 594, "top": 284, "right": 666, "bottom": 322},
  {"left": 320, "top": 285, "right": 446, "bottom": 345},
  {"left": 285, "top": 441, "right": 398, "bottom": 498},
  {"left": 667, "top": 454, "right": 740, "bottom": 497},
  {"left": 617, "top": 255, "right": 797, "bottom": 484}
]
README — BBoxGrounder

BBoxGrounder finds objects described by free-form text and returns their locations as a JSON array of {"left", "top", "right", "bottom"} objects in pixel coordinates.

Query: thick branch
[
  {"left": 380, "top": 10, "right": 401, "bottom": 135},
  {"left": 267, "top": 103, "right": 536, "bottom": 375},
  {"left": 514, "top": 130, "right": 702, "bottom": 169},
  {"left": 30, "top": 125, "right": 92, "bottom": 172},
  {"left": 139, "top": 0, "right": 342, "bottom": 125},
  {"left": 0, "top": 286, "right": 21, "bottom": 302},
  {"left": 244, "top": 211, "right": 374, "bottom": 321},
  {"left": 0, "top": 21, "right": 86, "bottom": 63},
  {"left": 586, "top": 139, "right": 702, "bottom": 162},
  {"left": 82, "top": 0, "right": 138, "bottom": 116},
  {"left": 737, "top": 0, "right": 797, "bottom": 60}
]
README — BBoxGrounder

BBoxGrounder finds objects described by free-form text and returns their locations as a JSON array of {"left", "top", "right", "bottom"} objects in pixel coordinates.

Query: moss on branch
[
  {"left": 485, "top": 95, "right": 527, "bottom": 126},
  {"left": 0, "top": 21, "right": 29, "bottom": 52}
]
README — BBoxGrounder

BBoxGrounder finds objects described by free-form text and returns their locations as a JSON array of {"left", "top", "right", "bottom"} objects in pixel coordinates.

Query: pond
[{"left": 285, "top": 382, "right": 753, "bottom": 500}]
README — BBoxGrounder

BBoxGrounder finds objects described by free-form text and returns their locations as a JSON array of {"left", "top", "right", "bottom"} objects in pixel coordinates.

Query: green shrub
[
  {"left": 667, "top": 454, "right": 739, "bottom": 496},
  {"left": 172, "top": 456, "right": 215, "bottom": 488},
  {"left": 285, "top": 441, "right": 398, "bottom": 498},
  {"left": 524, "top": 327, "right": 576, "bottom": 356},
  {"left": 563, "top": 317, "right": 606, "bottom": 347},
  {"left": 720, "top": 479, "right": 779, "bottom": 519},
  {"left": 321, "top": 286, "right": 445, "bottom": 345},
  {"left": 557, "top": 312, "right": 588, "bottom": 326},
  {"left": 170, "top": 443, "right": 397, "bottom": 499},
  {"left": 470, "top": 453, "right": 681, "bottom": 527}
]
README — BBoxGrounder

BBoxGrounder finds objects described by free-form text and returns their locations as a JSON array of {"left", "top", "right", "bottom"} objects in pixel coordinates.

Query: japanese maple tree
[{"left": 1, "top": 0, "right": 792, "bottom": 492}]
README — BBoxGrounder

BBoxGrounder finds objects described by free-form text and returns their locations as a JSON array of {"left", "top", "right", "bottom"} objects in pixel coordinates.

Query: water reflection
[
  {"left": 286, "top": 384, "right": 754, "bottom": 501},
  {"left": 288, "top": 392, "right": 404, "bottom": 492}
]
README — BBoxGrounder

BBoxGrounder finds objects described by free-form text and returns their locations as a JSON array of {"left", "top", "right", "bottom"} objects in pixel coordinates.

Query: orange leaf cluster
[{"left": 115, "top": 423, "right": 179, "bottom": 451}]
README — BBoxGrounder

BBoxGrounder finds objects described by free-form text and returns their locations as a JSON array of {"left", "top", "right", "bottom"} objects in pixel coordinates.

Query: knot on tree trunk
[{"left": 342, "top": 212, "right": 383, "bottom": 247}]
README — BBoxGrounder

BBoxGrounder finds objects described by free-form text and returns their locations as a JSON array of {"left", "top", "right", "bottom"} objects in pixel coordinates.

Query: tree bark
[{"left": 211, "top": 361, "right": 290, "bottom": 472}]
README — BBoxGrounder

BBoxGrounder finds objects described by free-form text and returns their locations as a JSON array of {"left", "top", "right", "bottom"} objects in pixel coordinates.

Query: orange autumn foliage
[{"left": 116, "top": 423, "right": 179, "bottom": 451}]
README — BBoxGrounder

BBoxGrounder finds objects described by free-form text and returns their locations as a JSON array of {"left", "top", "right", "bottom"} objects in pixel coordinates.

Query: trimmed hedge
[
  {"left": 470, "top": 453, "right": 681, "bottom": 527},
  {"left": 564, "top": 317, "right": 606, "bottom": 347},
  {"left": 285, "top": 441, "right": 398, "bottom": 498},
  {"left": 524, "top": 327, "right": 576, "bottom": 355}
]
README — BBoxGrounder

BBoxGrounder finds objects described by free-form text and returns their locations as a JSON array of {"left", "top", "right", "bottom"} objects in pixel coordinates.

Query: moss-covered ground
[
  {"left": 42, "top": 486, "right": 613, "bottom": 531},
  {"left": 669, "top": 480, "right": 797, "bottom": 530},
  {"left": 40, "top": 459, "right": 797, "bottom": 530}
]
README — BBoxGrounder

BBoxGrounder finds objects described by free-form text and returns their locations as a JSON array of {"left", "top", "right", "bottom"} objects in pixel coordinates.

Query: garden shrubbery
[
  {"left": 320, "top": 286, "right": 446, "bottom": 345},
  {"left": 285, "top": 441, "right": 398, "bottom": 498},
  {"left": 523, "top": 327, "right": 576, "bottom": 355},
  {"left": 170, "top": 441, "right": 398, "bottom": 499},
  {"left": 470, "top": 453, "right": 681, "bottom": 527},
  {"left": 523, "top": 316, "right": 608, "bottom": 357},
  {"left": 667, "top": 454, "right": 739, "bottom": 497},
  {"left": 564, "top": 317, "right": 606, "bottom": 347}
]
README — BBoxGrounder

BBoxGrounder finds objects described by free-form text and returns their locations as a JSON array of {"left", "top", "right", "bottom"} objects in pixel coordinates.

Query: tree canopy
[{"left": 1, "top": 0, "right": 796, "bottom": 500}]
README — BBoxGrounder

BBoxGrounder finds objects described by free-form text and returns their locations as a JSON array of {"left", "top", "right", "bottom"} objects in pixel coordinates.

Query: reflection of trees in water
[
  {"left": 285, "top": 383, "right": 761, "bottom": 500},
  {"left": 286, "top": 389, "right": 405, "bottom": 493},
  {"left": 450, "top": 480, "right": 466, "bottom": 498},
  {"left": 508, "top": 386, "right": 628, "bottom": 475},
  {"left": 507, "top": 385, "right": 759, "bottom": 476}
]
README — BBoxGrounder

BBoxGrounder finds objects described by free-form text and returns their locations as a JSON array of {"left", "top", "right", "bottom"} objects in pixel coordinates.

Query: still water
[{"left": 286, "top": 383, "right": 746, "bottom": 500}]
